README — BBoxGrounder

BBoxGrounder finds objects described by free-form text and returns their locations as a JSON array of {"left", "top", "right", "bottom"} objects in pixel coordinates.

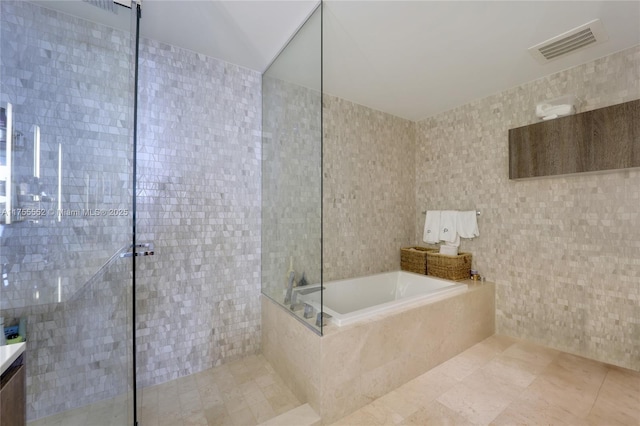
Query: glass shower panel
[
  {"left": 262, "top": 7, "right": 323, "bottom": 333},
  {"left": 0, "top": 0, "right": 137, "bottom": 422}
]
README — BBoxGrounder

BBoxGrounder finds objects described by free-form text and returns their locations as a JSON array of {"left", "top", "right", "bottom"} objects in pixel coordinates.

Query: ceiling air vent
[{"left": 528, "top": 19, "right": 608, "bottom": 64}]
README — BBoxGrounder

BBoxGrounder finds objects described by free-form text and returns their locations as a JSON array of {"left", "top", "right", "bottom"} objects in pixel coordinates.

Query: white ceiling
[
  {"left": 31, "top": 1, "right": 640, "bottom": 121},
  {"left": 32, "top": 0, "right": 319, "bottom": 71},
  {"left": 140, "top": 1, "right": 319, "bottom": 71},
  {"left": 322, "top": 1, "right": 640, "bottom": 120}
]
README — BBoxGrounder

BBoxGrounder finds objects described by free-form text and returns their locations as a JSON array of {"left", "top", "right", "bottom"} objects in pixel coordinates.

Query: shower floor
[{"left": 27, "top": 354, "right": 301, "bottom": 426}]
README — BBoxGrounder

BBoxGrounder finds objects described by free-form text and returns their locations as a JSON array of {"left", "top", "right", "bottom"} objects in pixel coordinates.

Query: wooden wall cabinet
[
  {"left": 509, "top": 99, "right": 639, "bottom": 179},
  {"left": 0, "top": 355, "right": 26, "bottom": 426}
]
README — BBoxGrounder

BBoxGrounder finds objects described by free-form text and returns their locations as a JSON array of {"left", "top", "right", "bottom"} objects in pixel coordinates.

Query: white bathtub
[{"left": 296, "top": 271, "right": 468, "bottom": 327}]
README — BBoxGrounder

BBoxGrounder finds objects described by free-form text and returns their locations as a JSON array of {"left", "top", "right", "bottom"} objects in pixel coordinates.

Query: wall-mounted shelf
[{"left": 508, "top": 99, "right": 639, "bottom": 180}]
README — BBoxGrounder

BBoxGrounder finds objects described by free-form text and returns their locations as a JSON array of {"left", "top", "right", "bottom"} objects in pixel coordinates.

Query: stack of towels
[{"left": 423, "top": 210, "right": 479, "bottom": 255}]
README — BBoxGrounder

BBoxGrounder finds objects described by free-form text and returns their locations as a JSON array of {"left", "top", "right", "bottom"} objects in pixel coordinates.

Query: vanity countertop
[{"left": 0, "top": 343, "right": 26, "bottom": 375}]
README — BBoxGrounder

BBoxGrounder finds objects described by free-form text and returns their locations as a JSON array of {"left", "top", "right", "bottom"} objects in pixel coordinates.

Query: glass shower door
[{"left": 0, "top": 1, "right": 138, "bottom": 423}]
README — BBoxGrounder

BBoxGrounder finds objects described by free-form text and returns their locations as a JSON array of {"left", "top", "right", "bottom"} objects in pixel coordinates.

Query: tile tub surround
[
  {"left": 322, "top": 95, "right": 415, "bottom": 282},
  {"left": 262, "top": 87, "right": 415, "bottom": 327},
  {"left": 414, "top": 45, "right": 640, "bottom": 371},
  {"left": 262, "top": 281, "right": 495, "bottom": 424}
]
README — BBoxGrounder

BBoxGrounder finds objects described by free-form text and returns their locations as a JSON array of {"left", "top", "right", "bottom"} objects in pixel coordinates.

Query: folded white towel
[
  {"left": 440, "top": 231, "right": 460, "bottom": 256},
  {"left": 439, "top": 244, "right": 459, "bottom": 256},
  {"left": 439, "top": 210, "right": 458, "bottom": 243},
  {"left": 423, "top": 210, "right": 440, "bottom": 244},
  {"left": 457, "top": 210, "right": 479, "bottom": 239}
]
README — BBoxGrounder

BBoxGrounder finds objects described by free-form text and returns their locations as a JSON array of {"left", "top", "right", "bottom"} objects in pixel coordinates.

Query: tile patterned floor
[
  {"left": 28, "top": 336, "right": 640, "bottom": 426},
  {"left": 330, "top": 335, "right": 640, "bottom": 426},
  {"left": 28, "top": 354, "right": 301, "bottom": 426}
]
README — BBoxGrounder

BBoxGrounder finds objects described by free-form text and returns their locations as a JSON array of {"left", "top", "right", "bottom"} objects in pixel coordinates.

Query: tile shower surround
[
  {"left": 1, "top": 1, "right": 261, "bottom": 420},
  {"left": 0, "top": 1, "right": 133, "bottom": 311},
  {"left": 135, "top": 37, "right": 261, "bottom": 388},
  {"left": 1, "top": 1, "right": 134, "bottom": 419}
]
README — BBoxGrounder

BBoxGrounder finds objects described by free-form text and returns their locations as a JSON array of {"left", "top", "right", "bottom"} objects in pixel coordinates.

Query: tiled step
[{"left": 259, "top": 403, "right": 321, "bottom": 426}]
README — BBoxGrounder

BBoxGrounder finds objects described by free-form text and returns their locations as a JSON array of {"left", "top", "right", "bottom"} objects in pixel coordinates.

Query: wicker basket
[
  {"left": 426, "top": 251, "right": 472, "bottom": 281},
  {"left": 400, "top": 247, "right": 436, "bottom": 275}
]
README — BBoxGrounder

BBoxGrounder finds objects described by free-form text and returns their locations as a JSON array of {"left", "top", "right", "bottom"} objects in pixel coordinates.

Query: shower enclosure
[
  {"left": 1, "top": 0, "right": 140, "bottom": 422},
  {"left": 261, "top": 5, "right": 324, "bottom": 334}
]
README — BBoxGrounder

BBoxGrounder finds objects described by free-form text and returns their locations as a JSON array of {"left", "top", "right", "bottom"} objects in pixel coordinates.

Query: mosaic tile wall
[
  {"left": 1, "top": 261, "right": 134, "bottom": 420},
  {"left": 135, "top": 38, "right": 262, "bottom": 387},
  {"left": 1, "top": 1, "right": 262, "bottom": 419},
  {"left": 0, "top": 0, "right": 133, "bottom": 311},
  {"left": 261, "top": 77, "right": 321, "bottom": 304},
  {"left": 262, "top": 87, "right": 415, "bottom": 297},
  {"left": 323, "top": 95, "right": 415, "bottom": 281},
  {"left": 414, "top": 45, "right": 640, "bottom": 370},
  {"left": 1, "top": 1, "right": 135, "bottom": 420}
]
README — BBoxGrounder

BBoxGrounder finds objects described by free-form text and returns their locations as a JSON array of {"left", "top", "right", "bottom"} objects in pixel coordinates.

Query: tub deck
[{"left": 262, "top": 279, "right": 495, "bottom": 423}]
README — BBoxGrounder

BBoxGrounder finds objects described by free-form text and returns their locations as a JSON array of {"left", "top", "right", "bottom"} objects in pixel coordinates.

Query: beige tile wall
[
  {"left": 414, "top": 45, "right": 640, "bottom": 371},
  {"left": 261, "top": 296, "right": 322, "bottom": 413},
  {"left": 323, "top": 95, "right": 415, "bottom": 281}
]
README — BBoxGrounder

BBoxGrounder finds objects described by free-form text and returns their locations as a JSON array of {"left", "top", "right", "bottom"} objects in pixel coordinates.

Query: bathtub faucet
[{"left": 290, "top": 286, "right": 325, "bottom": 311}]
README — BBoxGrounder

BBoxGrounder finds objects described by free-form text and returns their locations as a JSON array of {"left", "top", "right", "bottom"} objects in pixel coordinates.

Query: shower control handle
[{"left": 120, "top": 242, "right": 154, "bottom": 258}]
